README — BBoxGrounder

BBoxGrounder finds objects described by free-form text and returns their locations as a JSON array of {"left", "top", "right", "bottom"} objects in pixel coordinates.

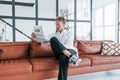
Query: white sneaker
[{"left": 69, "top": 55, "right": 82, "bottom": 66}]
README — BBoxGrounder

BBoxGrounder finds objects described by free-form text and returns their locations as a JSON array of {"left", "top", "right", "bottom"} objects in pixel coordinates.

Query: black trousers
[{"left": 50, "top": 37, "right": 76, "bottom": 80}]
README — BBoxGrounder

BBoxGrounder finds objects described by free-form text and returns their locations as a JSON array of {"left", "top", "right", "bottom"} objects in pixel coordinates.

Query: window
[
  {"left": 0, "top": 0, "right": 92, "bottom": 41},
  {"left": 76, "top": 0, "right": 91, "bottom": 40},
  {"left": 104, "top": 26, "right": 115, "bottom": 40},
  {"left": 93, "top": 8, "right": 103, "bottom": 40},
  {"left": 0, "top": 19, "right": 13, "bottom": 42},
  {"left": 93, "top": 2, "right": 116, "bottom": 41},
  {"left": 77, "top": 0, "right": 91, "bottom": 20},
  {"left": 105, "top": 3, "right": 115, "bottom": 26},
  {"left": 38, "top": 0, "right": 56, "bottom": 18},
  {"left": 0, "top": 4, "right": 12, "bottom": 16},
  {"left": 15, "top": 0, "right": 34, "bottom": 3},
  {"left": 38, "top": 21, "right": 56, "bottom": 36},
  {"left": 15, "top": 5, "right": 35, "bottom": 17},
  {"left": 16, "top": 20, "right": 35, "bottom": 41},
  {"left": 95, "top": 8, "right": 103, "bottom": 27},
  {"left": 59, "top": 0, "right": 74, "bottom": 20},
  {"left": 66, "top": 22, "right": 74, "bottom": 38},
  {"left": 104, "top": 3, "right": 115, "bottom": 40},
  {"left": 119, "top": 0, "right": 120, "bottom": 42},
  {"left": 76, "top": 23, "right": 90, "bottom": 40},
  {"left": 94, "top": 27, "right": 103, "bottom": 40},
  {"left": 15, "top": 0, "right": 35, "bottom": 17},
  {"left": 119, "top": 26, "right": 120, "bottom": 42}
]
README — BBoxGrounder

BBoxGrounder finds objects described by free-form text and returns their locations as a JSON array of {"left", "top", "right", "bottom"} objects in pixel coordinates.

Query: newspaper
[{"left": 33, "top": 25, "right": 49, "bottom": 43}]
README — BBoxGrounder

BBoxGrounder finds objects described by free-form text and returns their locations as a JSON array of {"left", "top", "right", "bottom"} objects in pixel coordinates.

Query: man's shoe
[{"left": 69, "top": 55, "right": 82, "bottom": 66}]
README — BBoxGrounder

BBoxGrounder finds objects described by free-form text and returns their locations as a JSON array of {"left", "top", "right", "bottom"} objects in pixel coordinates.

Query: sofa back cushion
[
  {"left": 30, "top": 41, "right": 54, "bottom": 57},
  {"left": 78, "top": 41, "right": 102, "bottom": 54},
  {"left": 0, "top": 42, "right": 29, "bottom": 60}
]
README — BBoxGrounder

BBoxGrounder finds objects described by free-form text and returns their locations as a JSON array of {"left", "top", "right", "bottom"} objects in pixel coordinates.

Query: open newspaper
[{"left": 33, "top": 25, "right": 55, "bottom": 43}]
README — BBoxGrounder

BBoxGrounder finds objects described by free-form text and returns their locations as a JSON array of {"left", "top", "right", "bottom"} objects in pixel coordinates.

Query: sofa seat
[
  {"left": 30, "top": 57, "right": 58, "bottom": 72},
  {"left": 0, "top": 59, "right": 32, "bottom": 76},
  {"left": 81, "top": 54, "right": 120, "bottom": 66},
  {"left": 30, "top": 56, "right": 91, "bottom": 72}
]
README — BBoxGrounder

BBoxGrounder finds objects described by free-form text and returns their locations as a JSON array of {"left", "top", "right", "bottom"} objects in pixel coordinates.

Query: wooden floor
[{"left": 47, "top": 69, "right": 120, "bottom": 80}]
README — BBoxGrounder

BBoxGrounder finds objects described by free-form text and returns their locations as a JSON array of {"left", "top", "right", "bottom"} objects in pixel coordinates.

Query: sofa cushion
[
  {"left": 0, "top": 42, "right": 29, "bottom": 60},
  {"left": 101, "top": 41, "right": 120, "bottom": 55},
  {"left": 81, "top": 54, "right": 120, "bottom": 66},
  {"left": 30, "top": 57, "right": 91, "bottom": 72},
  {"left": 30, "top": 41, "right": 54, "bottom": 57},
  {"left": 78, "top": 41, "right": 102, "bottom": 54},
  {"left": 0, "top": 59, "right": 32, "bottom": 75}
]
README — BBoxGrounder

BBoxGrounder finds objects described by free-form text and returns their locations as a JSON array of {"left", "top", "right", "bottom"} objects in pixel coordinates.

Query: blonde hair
[{"left": 56, "top": 16, "right": 66, "bottom": 25}]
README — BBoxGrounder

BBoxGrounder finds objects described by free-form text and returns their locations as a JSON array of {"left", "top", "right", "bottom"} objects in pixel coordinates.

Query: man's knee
[{"left": 50, "top": 37, "right": 58, "bottom": 43}]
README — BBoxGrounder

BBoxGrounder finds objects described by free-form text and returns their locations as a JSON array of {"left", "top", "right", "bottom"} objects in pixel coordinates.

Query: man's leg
[
  {"left": 50, "top": 37, "right": 81, "bottom": 66},
  {"left": 50, "top": 37, "right": 71, "bottom": 58},
  {"left": 58, "top": 55, "right": 69, "bottom": 80}
]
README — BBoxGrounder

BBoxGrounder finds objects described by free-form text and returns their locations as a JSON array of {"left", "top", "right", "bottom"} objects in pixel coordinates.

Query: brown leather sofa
[{"left": 0, "top": 40, "right": 120, "bottom": 80}]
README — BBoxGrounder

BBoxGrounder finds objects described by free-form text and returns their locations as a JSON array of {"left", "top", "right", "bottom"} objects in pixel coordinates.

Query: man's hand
[
  {"left": 31, "top": 32, "right": 36, "bottom": 38},
  {"left": 31, "top": 32, "right": 38, "bottom": 42}
]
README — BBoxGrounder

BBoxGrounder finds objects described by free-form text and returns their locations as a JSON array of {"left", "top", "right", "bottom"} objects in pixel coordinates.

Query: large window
[
  {"left": 0, "top": 19, "right": 13, "bottom": 42},
  {"left": 0, "top": 4, "right": 12, "bottom": 16},
  {"left": 77, "top": 0, "right": 91, "bottom": 20},
  {"left": 38, "top": 21, "right": 56, "bottom": 36},
  {"left": 58, "top": 0, "right": 75, "bottom": 38},
  {"left": 76, "top": 0, "right": 91, "bottom": 40},
  {"left": 76, "top": 23, "right": 90, "bottom": 40},
  {"left": 119, "top": 0, "right": 120, "bottom": 42},
  {"left": 15, "top": 6, "right": 35, "bottom": 17},
  {"left": 16, "top": 20, "right": 35, "bottom": 41},
  {"left": 93, "top": 1, "right": 116, "bottom": 41},
  {"left": 38, "top": 0, "right": 56, "bottom": 18},
  {"left": 59, "top": 0, "right": 74, "bottom": 20},
  {"left": 93, "top": 8, "right": 104, "bottom": 40},
  {"left": 0, "top": 0, "right": 92, "bottom": 42}
]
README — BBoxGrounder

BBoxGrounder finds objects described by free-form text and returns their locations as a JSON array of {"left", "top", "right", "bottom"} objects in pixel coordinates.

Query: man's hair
[{"left": 56, "top": 16, "right": 66, "bottom": 25}]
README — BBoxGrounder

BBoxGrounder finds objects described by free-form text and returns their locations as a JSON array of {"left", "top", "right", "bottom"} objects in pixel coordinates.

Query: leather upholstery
[
  {"left": 81, "top": 54, "right": 120, "bottom": 65},
  {"left": 0, "top": 59, "right": 32, "bottom": 76},
  {"left": 30, "top": 57, "right": 58, "bottom": 72},
  {"left": 30, "top": 41, "right": 54, "bottom": 57},
  {"left": 30, "top": 57, "right": 91, "bottom": 72},
  {"left": 0, "top": 40, "right": 120, "bottom": 80},
  {"left": 78, "top": 41, "right": 102, "bottom": 54},
  {"left": 0, "top": 42, "right": 29, "bottom": 60}
]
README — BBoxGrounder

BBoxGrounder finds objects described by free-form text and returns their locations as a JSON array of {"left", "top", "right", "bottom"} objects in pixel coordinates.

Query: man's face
[{"left": 56, "top": 20, "right": 65, "bottom": 32}]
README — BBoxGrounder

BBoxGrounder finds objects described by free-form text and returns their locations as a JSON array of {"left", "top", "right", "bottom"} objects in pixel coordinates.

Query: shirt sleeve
[{"left": 62, "top": 30, "right": 74, "bottom": 44}]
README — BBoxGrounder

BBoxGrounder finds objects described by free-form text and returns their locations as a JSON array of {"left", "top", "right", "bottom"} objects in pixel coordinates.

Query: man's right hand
[{"left": 31, "top": 32, "right": 36, "bottom": 38}]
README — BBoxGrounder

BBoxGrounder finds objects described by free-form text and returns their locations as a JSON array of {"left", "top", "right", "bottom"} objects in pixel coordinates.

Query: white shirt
[{"left": 53, "top": 30, "right": 78, "bottom": 56}]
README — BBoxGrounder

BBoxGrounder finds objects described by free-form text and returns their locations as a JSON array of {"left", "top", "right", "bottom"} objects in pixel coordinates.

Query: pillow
[
  {"left": 30, "top": 41, "right": 54, "bottom": 57},
  {"left": 101, "top": 41, "right": 120, "bottom": 55}
]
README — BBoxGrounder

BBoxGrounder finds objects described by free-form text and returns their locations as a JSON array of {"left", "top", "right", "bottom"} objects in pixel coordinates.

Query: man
[{"left": 31, "top": 16, "right": 81, "bottom": 80}]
